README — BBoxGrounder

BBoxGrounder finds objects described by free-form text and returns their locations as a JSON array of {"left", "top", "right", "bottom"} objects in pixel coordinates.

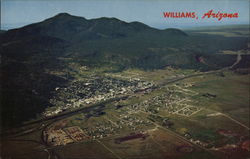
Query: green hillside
[{"left": 0, "top": 13, "right": 249, "bottom": 128}]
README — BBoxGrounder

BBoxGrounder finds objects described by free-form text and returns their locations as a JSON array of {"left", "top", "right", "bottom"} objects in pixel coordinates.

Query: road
[
  {"left": 230, "top": 53, "right": 242, "bottom": 69},
  {"left": 96, "top": 139, "right": 122, "bottom": 159},
  {"left": 1, "top": 96, "right": 128, "bottom": 137},
  {"left": 206, "top": 109, "right": 249, "bottom": 130},
  {"left": 2, "top": 52, "right": 242, "bottom": 137},
  {"left": 138, "top": 110, "right": 210, "bottom": 152},
  {"left": 1, "top": 53, "right": 244, "bottom": 159}
]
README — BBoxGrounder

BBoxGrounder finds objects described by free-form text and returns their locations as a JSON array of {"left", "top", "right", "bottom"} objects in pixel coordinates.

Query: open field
[
  {"left": 1, "top": 67, "right": 249, "bottom": 159},
  {"left": 186, "top": 25, "right": 250, "bottom": 38}
]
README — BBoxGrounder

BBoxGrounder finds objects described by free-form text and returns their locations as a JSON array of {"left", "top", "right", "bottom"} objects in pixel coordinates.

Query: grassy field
[
  {"left": 1, "top": 68, "right": 249, "bottom": 159},
  {"left": 186, "top": 25, "right": 249, "bottom": 38},
  {"left": 186, "top": 71, "right": 249, "bottom": 126}
]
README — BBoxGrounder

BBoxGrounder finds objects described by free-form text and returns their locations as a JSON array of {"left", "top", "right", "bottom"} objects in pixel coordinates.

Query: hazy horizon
[
  {"left": 1, "top": 13, "right": 249, "bottom": 31},
  {"left": 1, "top": 0, "right": 249, "bottom": 30}
]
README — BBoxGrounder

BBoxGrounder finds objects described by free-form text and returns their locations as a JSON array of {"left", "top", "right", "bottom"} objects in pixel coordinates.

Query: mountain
[
  {"left": 1, "top": 13, "right": 186, "bottom": 43},
  {"left": 2, "top": 13, "right": 245, "bottom": 70},
  {"left": 0, "top": 13, "right": 248, "bottom": 128},
  {"left": 0, "top": 30, "right": 6, "bottom": 34}
]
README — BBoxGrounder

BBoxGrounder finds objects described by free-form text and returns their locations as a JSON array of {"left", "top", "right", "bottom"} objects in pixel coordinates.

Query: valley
[
  {"left": 1, "top": 64, "right": 249, "bottom": 159},
  {"left": 0, "top": 13, "right": 249, "bottom": 159}
]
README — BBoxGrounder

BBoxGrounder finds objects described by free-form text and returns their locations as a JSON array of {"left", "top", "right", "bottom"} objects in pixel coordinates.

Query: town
[
  {"left": 43, "top": 76, "right": 154, "bottom": 117},
  {"left": 43, "top": 81, "right": 206, "bottom": 147}
]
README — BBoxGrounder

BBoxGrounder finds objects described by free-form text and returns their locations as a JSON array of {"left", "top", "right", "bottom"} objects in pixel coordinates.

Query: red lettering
[
  {"left": 163, "top": 12, "right": 171, "bottom": 18},
  {"left": 202, "top": 9, "right": 213, "bottom": 19},
  {"left": 202, "top": 10, "right": 238, "bottom": 21},
  {"left": 233, "top": 13, "right": 238, "bottom": 18}
]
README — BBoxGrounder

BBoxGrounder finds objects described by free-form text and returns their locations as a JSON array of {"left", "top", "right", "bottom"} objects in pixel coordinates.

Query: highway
[{"left": 2, "top": 53, "right": 242, "bottom": 137}]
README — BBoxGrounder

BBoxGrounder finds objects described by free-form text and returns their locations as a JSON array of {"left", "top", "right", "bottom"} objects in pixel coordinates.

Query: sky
[{"left": 1, "top": 0, "right": 249, "bottom": 30}]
